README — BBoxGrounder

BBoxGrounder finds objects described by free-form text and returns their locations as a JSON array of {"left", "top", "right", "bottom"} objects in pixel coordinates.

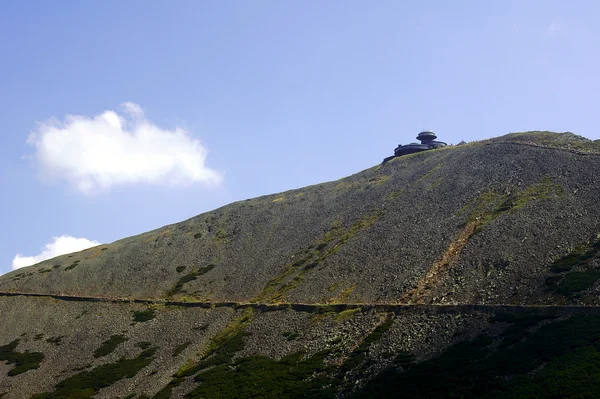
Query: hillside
[{"left": 1, "top": 131, "right": 600, "bottom": 398}]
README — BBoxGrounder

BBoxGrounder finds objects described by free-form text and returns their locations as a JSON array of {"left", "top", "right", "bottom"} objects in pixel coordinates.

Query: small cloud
[
  {"left": 12, "top": 236, "right": 101, "bottom": 270},
  {"left": 547, "top": 22, "right": 562, "bottom": 35},
  {"left": 27, "top": 103, "right": 222, "bottom": 194}
]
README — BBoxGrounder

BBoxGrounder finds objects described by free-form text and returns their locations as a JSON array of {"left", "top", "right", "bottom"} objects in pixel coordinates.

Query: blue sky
[{"left": 1, "top": 1, "right": 599, "bottom": 275}]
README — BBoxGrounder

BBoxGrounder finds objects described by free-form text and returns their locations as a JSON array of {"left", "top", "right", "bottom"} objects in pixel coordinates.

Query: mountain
[{"left": 1, "top": 131, "right": 600, "bottom": 398}]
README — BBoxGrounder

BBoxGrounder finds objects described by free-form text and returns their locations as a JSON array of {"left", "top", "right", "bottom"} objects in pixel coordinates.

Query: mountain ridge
[
  {"left": 2, "top": 131, "right": 600, "bottom": 398},
  {"left": 2, "top": 131, "right": 599, "bottom": 306}
]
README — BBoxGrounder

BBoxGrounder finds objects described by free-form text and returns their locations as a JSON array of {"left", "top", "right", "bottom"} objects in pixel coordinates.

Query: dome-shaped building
[{"left": 383, "top": 131, "right": 447, "bottom": 163}]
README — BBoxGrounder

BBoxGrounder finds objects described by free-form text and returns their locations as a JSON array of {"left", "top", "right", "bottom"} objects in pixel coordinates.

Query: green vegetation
[
  {"left": 94, "top": 334, "right": 128, "bottom": 358},
  {"left": 463, "top": 177, "right": 564, "bottom": 233},
  {"left": 187, "top": 350, "right": 335, "bottom": 399},
  {"left": 497, "top": 131, "right": 600, "bottom": 153},
  {"left": 0, "top": 339, "right": 44, "bottom": 376},
  {"left": 355, "top": 314, "right": 600, "bottom": 398},
  {"left": 255, "top": 211, "right": 382, "bottom": 303},
  {"left": 153, "top": 309, "right": 254, "bottom": 399},
  {"left": 46, "top": 336, "right": 64, "bottom": 346},
  {"left": 38, "top": 268, "right": 52, "bottom": 274},
  {"left": 282, "top": 331, "right": 300, "bottom": 341},
  {"left": 133, "top": 309, "right": 156, "bottom": 323},
  {"left": 176, "top": 266, "right": 186, "bottom": 273},
  {"left": 31, "top": 347, "right": 157, "bottom": 399},
  {"left": 491, "top": 312, "right": 555, "bottom": 347},
  {"left": 545, "top": 238, "right": 600, "bottom": 297},
  {"left": 339, "top": 315, "right": 394, "bottom": 374},
  {"left": 417, "top": 162, "right": 444, "bottom": 183},
  {"left": 65, "top": 260, "right": 80, "bottom": 271},
  {"left": 173, "top": 341, "right": 191, "bottom": 357},
  {"left": 546, "top": 270, "right": 600, "bottom": 297},
  {"left": 166, "top": 265, "right": 216, "bottom": 296},
  {"left": 193, "top": 232, "right": 203, "bottom": 239},
  {"left": 214, "top": 228, "right": 234, "bottom": 244},
  {"left": 136, "top": 342, "right": 152, "bottom": 350},
  {"left": 327, "top": 281, "right": 343, "bottom": 292},
  {"left": 335, "top": 308, "right": 360, "bottom": 322},
  {"left": 549, "top": 239, "right": 600, "bottom": 273},
  {"left": 75, "top": 310, "right": 89, "bottom": 320}
]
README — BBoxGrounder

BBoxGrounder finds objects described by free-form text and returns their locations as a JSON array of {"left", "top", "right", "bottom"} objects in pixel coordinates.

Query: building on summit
[{"left": 383, "top": 131, "right": 447, "bottom": 163}]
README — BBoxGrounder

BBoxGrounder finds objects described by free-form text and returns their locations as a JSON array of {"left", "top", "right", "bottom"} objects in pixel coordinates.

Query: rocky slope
[{"left": 1, "top": 131, "right": 600, "bottom": 398}]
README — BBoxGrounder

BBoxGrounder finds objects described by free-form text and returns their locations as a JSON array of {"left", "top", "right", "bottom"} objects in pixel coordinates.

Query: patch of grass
[
  {"left": 94, "top": 334, "right": 128, "bottom": 358},
  {"left": 133, "top": 309, "right": 156, "bottom": 323},
  {"left": 64, "top": 260, "right": 80, "bottom": 271},
  {"left": 166, "top": 265, "right": 216, "bottom": 296},
  {"left": 544, "top": 238, "right": 600, "bottom": 298},
  {"left": 417, "top": 162, "right": 444, "bottom": 183},
  {"left": 546, "top": 269, "right": 600, "bottom": 297},
  {"left": 463, "top": 178, "right": 564, "bottom": 234},
  {"left": 496, "top": 131, "right": 600, "bottom": 153},
  {"left": 31, "top": 347, "right": 157, "bottom": 399},
  {"left": 354, "top": 314, "right": 600, "bottom": 399},
  {"left": 394, "top": 351, "right": 414, "bottom": 368},
  {"left": 38, "top": 268, "right": 52, "bottom": 274},
  {"left": 187, "top": 350, "right": 335, "bottom": 399},
  {"left": 0, "top": 339, "right": 44, "bottom": 376},
  {"left": 176, "top": 266, "right": 186, "bottom": 273},
  {"left": 492, "top": 311, "right": 556, "bottom": 347},
  {"left": 193, "top": 232, "right": 203, "bottom": 239},
  {"left": 330, "top": 286, "right": 355, "bottom": 303},
  {"left": 46, "top": 336, "right": 64, "bottom": 346},
  {"left": 173, "top": 341, "right": 191, "bottom": 357},
  {"left": 549, "top": 238, "right": 600, "bottom": 273},
  {"left": 136, "top": 342, "right": 152, "bottom": 350},
  {"left": 214, "top": 228, "right": 234, "bottom": 244},
  {"left": 328, "top": 281, "right": 343, "bottom": 292},
  {"left": 340, "top": 315, "right": 394, "bottom": 374},
  {"left": 153, "top": 309, "right": 254, "bottom": 399},
  {"left": 282, "top": 331, "right": 300, "bottom": 341},
  {"left": 335, "top": 308, "right": 360, "bottom": 322},
  {"left": 255, "top": 211, "right": 381, "bottom": 303},
  {"left": 75, "top": 310, "right": 88, "bottom": 320}
]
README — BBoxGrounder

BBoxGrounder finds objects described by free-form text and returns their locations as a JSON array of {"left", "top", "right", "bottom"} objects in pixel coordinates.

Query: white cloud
[
  {"left": 12, "top": 236, "right": 101, "bottom": 270},
  {"left": 547, "top": 22, "right": 562, "bottom": 35},
  {"left": 27, "top": 103, "right": 222, "bottom": 194}
]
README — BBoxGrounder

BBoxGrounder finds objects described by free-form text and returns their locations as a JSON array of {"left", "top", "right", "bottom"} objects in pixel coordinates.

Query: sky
[{"left": 1, "top": 1, "right": 599, "bottom": 275}]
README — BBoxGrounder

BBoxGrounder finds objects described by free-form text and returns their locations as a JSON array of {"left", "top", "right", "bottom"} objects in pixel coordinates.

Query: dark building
[{"left": 383, "top": 131, "right": 447, "bottom": 163}]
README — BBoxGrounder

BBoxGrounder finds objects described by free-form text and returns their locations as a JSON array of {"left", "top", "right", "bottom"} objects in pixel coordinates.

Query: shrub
[
  {"left": 132, "top": 309, "right": 156, "bottom": 323},
  {"left": 0, "top": 339, "right": 44, "bottom": 376},
  {"left": 94, "top": 334, "right": 128, "bottom": 358}
]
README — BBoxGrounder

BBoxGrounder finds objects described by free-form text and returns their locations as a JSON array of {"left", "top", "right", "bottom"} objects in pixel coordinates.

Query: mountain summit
[{"left": 1, "top": 131, "right": 600, "bottom": 398}]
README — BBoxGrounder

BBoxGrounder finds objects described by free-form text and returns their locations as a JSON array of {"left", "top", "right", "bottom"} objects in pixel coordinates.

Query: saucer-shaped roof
[{"left": 417, "top": 131, "right": 437, "bottom": 141}]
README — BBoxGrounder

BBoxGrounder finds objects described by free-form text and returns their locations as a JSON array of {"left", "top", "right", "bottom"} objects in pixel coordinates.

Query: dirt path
[{"left": 2, "top": 290, "right": 600, "bottom": 315}]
